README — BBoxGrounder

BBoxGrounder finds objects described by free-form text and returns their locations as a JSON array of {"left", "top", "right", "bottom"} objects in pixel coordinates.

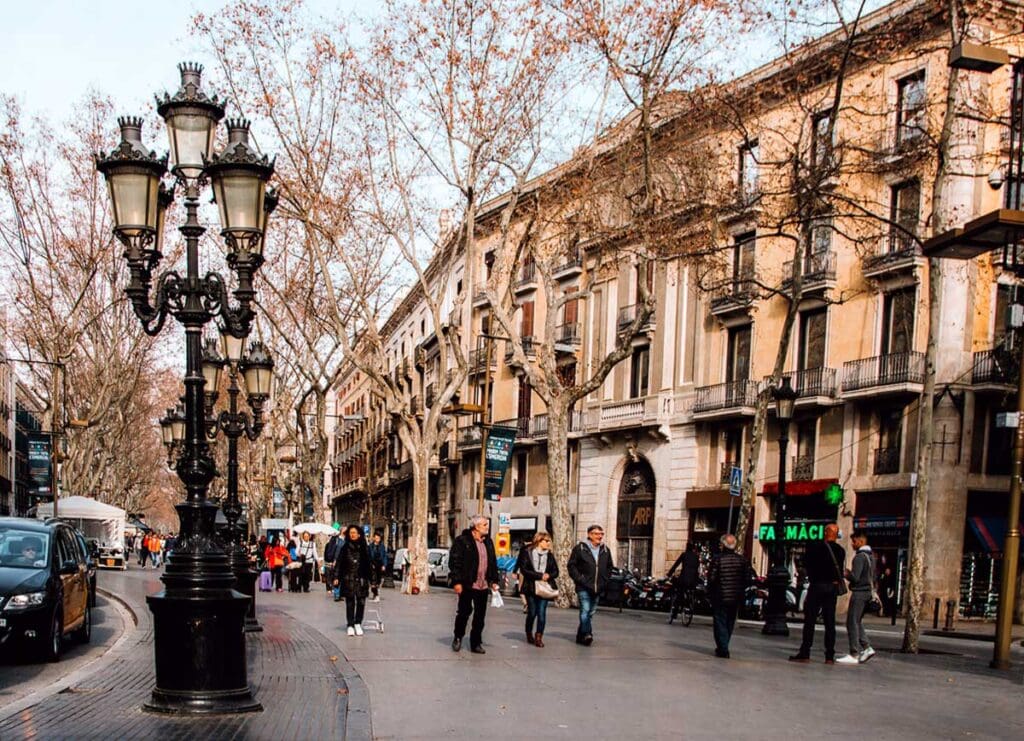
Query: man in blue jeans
[
  {"left": 707, "top": 534, "right": 752, "bottom": 659},
  {"left": 567, "top": 525, "right": 614, "bottom": 646}
]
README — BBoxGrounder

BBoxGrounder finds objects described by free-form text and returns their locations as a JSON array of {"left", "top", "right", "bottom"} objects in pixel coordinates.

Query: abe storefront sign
[{"left": 758, "top": 520, "right": 831, "bottom": 543}]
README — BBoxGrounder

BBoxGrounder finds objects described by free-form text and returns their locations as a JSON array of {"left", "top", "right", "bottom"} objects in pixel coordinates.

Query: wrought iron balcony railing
[
  {"left": 842, "top": 352, "right": 925, "bottom": 392},
  {"left": 693, "top": 380, "right": 759, "bottom": 414},
  {"left": 873, "top": 446, "right": 901, "bottom": 475}
]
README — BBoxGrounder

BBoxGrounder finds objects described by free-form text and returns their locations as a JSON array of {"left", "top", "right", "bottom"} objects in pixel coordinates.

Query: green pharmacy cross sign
[
  {"left": 824, "top": 483, "right": 844, "bottom": 506},
  {"left": 758, "top": 521, "right": 830, "bottom": 543}
]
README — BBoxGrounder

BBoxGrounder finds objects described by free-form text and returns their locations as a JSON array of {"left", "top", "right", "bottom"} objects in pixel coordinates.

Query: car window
[
  {"left": 428, "top": 552, "right": 443, "bottom": 565},
  {"left": 0, "top": 525, "right": 51, "bottom": 569},
  {"left": 57, "top": 529, "right": 78, "bottom": 567}
]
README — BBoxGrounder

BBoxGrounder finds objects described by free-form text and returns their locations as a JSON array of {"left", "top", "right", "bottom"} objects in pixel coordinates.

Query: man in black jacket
[
  {"left": 707, "top": 534, "right": 752, "bottom": 658},
  {"left": 448, "top": 514, "right": 499, "bottom": 654},
  {"left": 567, "top": 524, "right": 614, "bottom": 646},
  {"left": 789, "top": 523, "right": 846, "bottom": 664}
]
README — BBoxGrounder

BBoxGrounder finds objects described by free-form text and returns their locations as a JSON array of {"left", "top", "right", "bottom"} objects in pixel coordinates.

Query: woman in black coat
[
  {"left": 333, "top": 525, "right": 371, "bottom": 636},
  {"left": 514, "top": 532, "right": 559, "bottom": 647}
]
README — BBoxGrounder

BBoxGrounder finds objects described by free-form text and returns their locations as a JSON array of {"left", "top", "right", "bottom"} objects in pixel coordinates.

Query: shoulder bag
[
  {"left": 534, "top": 579, "right": 560, "bottom": 600},
  {"left": 826, "top": 544, "right": 848, "bottom": 596}
]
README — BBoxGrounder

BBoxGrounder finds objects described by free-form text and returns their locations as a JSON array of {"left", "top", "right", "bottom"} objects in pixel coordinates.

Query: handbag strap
[{"left": 825, "top": 543, "right": 844, "bottom": 582}]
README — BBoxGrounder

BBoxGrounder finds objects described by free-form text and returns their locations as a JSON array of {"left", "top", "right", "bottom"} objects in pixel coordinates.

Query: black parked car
[{"left": 0, "top": 517, "right": 92, "bottom": 661}]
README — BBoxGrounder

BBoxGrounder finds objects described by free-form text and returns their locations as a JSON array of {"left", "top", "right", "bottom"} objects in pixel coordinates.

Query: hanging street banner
[
  {"left": 483, "top": 425, "right": 517, "bottom": 502},
  {"left": 27, "top": 432, "right": 52, "bottom": 499}
]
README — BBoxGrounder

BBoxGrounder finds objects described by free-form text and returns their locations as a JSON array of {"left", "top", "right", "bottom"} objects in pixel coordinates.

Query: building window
[
  {"left": 726, "top": 325, "right": 751, "bottom": 382},
  {"left": 812, "top": 110, "right": 834, "bottom": 169},
  {"left": 733, "top": 231, "right": 756, "bottom": 285},
  {"left": 994, "top": 284, "right": 1013, "bottom": 346},
  {"left": 517, "top": 378, "right": 532, "bottom": 421},
  {"left": 630, "top": 345, "right": 650, "bottom": 398},
  {"left": 810, "top": 218, "right": 832, "bottom": 256},
  {"left": 798, "top": 308, "right": 827, "bottom": 371},
  {"left": 514, "top": 453, "right": 528, "bottom": 496},
  {"left": 722, "top": 426, "right": 744, "bottom": 481},
  {"left": 875, "top": 407, "right": 903, "bottom": 475},
  {"left": 888, "top": 180, "right": 920, "bottom": 253},
  {"left": 738, "top": 140, "right": 759, "bottom": 201},
  {"left": 795, "top": 419, "right": 817, "bottom": 480},
  {"left": 520, "top": 300, "right": 534, "bottom": 338},
  {"left": 896, "top": 71, "right": 926, "bottom": 145},
  {"left": 882, "top": 289, "right": 915, "bottom": 355}
]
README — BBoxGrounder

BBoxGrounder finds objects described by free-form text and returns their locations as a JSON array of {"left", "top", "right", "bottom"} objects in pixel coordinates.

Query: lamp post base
[
  {"left": 144, "top": 588, "right": 261, "bottom": 715},
  {"left": 761, "top": 562, "right": 791, "bottom": 637},
  {"left": 232, "top": 561, "right": 263, "bottom": 633}
]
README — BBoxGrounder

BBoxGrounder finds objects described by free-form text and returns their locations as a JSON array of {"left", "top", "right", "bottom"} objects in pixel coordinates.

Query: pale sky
[{"left": 0, "top": 0, "right": 375, "bottom": 124}]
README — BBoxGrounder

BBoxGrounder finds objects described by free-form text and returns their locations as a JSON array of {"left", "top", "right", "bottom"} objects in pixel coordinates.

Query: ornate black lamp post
[
  {"left": 96, "top": 63, "right": 274, "bottom": 715},
  {"left": 762, "top": 376, "right": 797, "bottom": 636},
  {"left": 203, "top": 334, "right": 273, "bottom": 632}
]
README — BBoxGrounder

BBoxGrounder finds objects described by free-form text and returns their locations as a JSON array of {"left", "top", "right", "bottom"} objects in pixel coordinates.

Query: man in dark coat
[
  {"left": 789, "top": 522, "right": 846, "bottom": 664},
  {"left": 448, "top": 514, "right": 499, "bottom": 654},
  {"left": 707, "top": 534, "right": 752, "bottom": 658},
  {"left": 567, "top": 524, "right": 614, "bottom": 646}
]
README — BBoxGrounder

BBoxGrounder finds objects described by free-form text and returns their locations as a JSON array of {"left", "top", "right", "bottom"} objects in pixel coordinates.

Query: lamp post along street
[
  {"left": 763, "top": 376, "right": 797, "bottom": 636},
  {"left": 96, "top": 63, "right": 274, "bottom": 715},
  {"left": 205, "top": 333, "right": 273, "bottom": 633}
]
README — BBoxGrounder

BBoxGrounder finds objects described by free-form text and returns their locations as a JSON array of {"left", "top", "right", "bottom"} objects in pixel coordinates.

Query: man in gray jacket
[{"left": 837, "top": 530, "right": 876, "bottom": 665}]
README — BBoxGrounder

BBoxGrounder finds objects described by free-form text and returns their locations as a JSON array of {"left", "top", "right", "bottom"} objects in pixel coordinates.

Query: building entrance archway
[{"left": 617, "top": 459, "right": 655, "bottom": 575}]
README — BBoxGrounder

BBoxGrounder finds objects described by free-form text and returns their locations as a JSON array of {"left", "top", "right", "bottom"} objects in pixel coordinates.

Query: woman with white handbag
[{"left": 514, "top": 532, "right": 559, "bottom": 648}]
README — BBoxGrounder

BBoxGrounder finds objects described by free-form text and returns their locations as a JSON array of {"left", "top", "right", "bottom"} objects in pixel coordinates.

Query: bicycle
[{"left": 668, "top": 585, "right": 694, "bottom": 626}]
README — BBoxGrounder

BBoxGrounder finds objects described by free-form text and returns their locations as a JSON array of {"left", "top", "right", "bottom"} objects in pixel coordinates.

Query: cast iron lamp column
[
  {"left": 96, "top": 63, "right": 274, "bottom": 715},
  {"left": 762, "top": 376, "right": 797, "bottom": 636},
  {"left": 204, "top": 334, "right": 274, "bottom": 632}
]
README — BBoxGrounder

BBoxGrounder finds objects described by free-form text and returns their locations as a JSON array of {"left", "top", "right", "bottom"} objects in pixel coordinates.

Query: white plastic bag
[{"left": 490, "top": 588, "right": 504, "bottom": 608}]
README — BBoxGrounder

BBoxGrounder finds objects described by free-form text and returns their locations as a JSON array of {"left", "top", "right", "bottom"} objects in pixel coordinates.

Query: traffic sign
[{"left": 729, "top": 466, "right": 743, "bottom": 497}]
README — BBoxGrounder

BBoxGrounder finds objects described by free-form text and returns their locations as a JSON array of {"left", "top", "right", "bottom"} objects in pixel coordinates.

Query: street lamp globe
[
  {"left": 241, "top": 341, "right": 274, "bottom": 399},
  {"left": 170, "top": 404, "right": 186, "bottom": 444},
  {"left": 159, "top": 408, "right": 175, "bottom": 446},
  {"left": 95, "top": 117, "right": 167, "bottom": 245},
  {"left": 220, "top": 325, "right": 246, "bottom": 367},
  {"left": 201, "top": 336, "right": 225, "bottom": 392},
  {"left": 205, "top": 119, "right": 275, "bottom": 255},
  {"left": 155, "top": 62, "right": 225, "bottom": 182},
  {"left": 773, "top": 376, "right": 797, "bottom": 421}
]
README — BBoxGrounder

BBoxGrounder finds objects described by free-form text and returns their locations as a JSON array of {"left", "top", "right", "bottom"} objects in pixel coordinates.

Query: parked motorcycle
[{"left": 742, "top": 575, "right": 769, "bottom": 620}]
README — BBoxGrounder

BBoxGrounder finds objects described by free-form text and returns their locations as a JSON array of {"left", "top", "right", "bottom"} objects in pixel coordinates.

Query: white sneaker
[
  {"left": 354, "top": 624, "right": 364, "bottom": 636},
  {"left": 835, "top": 654, "right": 860, "bottom": 665},
  {"left": 859, "top": 647, "right": 876, "bottom": 663},
  {"left": 346, "top": 626, "right": 355, "bottom": 637}
]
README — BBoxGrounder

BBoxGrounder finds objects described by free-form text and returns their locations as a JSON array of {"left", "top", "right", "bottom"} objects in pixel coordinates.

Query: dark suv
[{"left": 0, "top": 517, "right": 92, "bottom": 661}]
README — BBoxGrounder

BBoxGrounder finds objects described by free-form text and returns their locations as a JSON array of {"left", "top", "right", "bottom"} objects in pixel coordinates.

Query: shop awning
[
  {"left": 968, "top": 516, "right": 1012, "bottom": 554},
  {"left": 760, "top": 478, "right": 838, "bottom": 496}
]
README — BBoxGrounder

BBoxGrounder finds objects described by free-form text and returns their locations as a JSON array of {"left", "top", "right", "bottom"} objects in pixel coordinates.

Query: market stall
[{"left": 37, "top": 496, "right": 128, "bottom": 569}]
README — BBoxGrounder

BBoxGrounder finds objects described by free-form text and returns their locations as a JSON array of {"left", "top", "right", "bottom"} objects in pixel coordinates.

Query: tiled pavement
[{"left": 0, "top": 570, "right": 371, "bottom": 741}]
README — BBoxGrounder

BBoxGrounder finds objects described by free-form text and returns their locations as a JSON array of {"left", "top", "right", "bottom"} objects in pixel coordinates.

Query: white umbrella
[{"left": 292, "top": 522, "right": 337, "bottom": 536}]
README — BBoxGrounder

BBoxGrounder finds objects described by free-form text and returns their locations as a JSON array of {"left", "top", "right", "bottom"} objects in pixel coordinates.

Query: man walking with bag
[
  {"left": 790, "top": 523, "right": 846, "bottom": 664},
  {"left": 448, "top": 515, "right": 499, "bottom": 654},
  {"left": 567, "top": 524, "right": 614, "bottom": 646}
]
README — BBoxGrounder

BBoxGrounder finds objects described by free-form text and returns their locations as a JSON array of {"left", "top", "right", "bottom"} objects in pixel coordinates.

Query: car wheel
[
  {"left": 73, "top": 605, "right": 92, "bottom": 644},
  {"left": 43, "top": 610, "right": 62, "bottom": 663}
]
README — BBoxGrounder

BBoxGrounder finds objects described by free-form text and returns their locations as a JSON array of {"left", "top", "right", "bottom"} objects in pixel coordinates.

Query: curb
[{"left": 0, "top": 591, "right": 137, "bottom": 724}]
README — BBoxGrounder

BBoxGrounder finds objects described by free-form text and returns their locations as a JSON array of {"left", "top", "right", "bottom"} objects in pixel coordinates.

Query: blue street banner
[
  {"left": 27, "top": 432, "right": 51, "bottom": 499},
  {"left": 483, "top": 425, "right": 517, "bottom": 502}
]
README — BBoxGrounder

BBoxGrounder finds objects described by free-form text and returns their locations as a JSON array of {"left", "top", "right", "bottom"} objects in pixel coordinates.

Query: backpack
[{"left": 324, "top": 535, "right": 340, "bottom": 563}]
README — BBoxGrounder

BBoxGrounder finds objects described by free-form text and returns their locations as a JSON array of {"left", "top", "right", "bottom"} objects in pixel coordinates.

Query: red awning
[{"left": 760, "top": 478, "right": 838, "bottom": 496}]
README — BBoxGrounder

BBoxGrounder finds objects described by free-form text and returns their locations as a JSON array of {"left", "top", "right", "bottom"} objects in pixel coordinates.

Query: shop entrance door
[{"left": 616, "top": 459, "right": 656, "bottom": 575}]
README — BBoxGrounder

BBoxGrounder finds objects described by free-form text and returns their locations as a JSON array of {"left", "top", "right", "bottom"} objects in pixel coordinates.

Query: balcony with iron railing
[
  {"left": 553, "top": 252, "right": 583, "bottom": 280},
  {"left": 781, "top": 251, "right": 836, "bottom": 292},
  {"left": 873, "top": 446, "right": 901, "bottom": 475},
  {"left": 972, "top": 348, "right": 1016, "bottom": 390},
  {"left": 617, "top": 304, "right": 655, "bottom": 332},
  {"left": 709, "top": 268, "right": 756, "bottom": 320},
  {"left": 862, "top": 234, "right": 923, "bottom": 280},
  {"left": 469, "top": 347, "right": 497, "bottom": 375},
  {"left": 792, "top": 455, "right": 815, "bottom": 481},
  {"left": 692, "top": 380, "right": 759, "bottom": 418},
  {"left": 505, "top": 336, "right": 536, "bottom": 365},
  {"left": 842, "top": 351, "right": 925, "bottom": 398},
  {"left": 765, "top": 367, "right": 838, "bottom": 404},
  {"left": 556, "top": 322, "right": 581, "bottom": 347},
  {"left": 515, "top": 262, "right": 538, "bottom": 293},
  {"left": 457, "top": 425, "right": 483, "bottom": 449}
]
